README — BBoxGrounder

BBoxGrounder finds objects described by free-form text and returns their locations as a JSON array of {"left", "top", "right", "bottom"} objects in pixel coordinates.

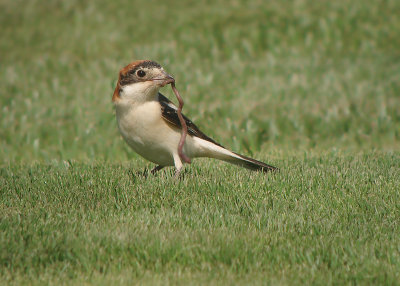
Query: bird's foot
[
  {"left": 174, "top": 167, "right": 183, "bottom": 179},
  {"left": 151, "top": 165, "right": 164, "bottom": 175}
]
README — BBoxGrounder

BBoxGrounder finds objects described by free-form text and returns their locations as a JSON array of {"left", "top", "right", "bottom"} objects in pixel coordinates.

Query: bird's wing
[{"left": 158, "top": 92, "right": 223, "bottom": 147}]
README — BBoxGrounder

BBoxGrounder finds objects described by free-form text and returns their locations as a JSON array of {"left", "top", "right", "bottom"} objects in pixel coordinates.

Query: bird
[{"left": 112, "top": 60, "right": 278, "bottom": 176}]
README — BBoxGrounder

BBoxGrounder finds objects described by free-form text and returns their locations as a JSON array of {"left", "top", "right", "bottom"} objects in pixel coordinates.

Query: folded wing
[{"left": 158, "top": 92, "right": 223, "bottom": 147}]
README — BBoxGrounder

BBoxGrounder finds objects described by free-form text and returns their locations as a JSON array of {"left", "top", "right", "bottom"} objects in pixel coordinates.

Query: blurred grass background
[{"left": 1, "top": 0, "right": 399, "bottom": 163}]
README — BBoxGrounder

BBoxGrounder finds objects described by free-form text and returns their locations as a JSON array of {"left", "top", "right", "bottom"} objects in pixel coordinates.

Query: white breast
[{"left": 115, "top": 99, "right": 182, "bottom": 166}]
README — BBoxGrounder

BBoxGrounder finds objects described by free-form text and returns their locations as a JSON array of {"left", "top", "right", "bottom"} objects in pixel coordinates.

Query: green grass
[
  {"left": 1, "top": 0, "right": 400, "bottom": 284},
  {"left": 1, "top": 152, "right": 400, "bottom": 285}
]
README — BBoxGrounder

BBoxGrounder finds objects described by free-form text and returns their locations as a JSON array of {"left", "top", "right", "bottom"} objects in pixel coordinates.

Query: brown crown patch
[{"left": 119, "top": 60, "right": 148, "bottom": 78}]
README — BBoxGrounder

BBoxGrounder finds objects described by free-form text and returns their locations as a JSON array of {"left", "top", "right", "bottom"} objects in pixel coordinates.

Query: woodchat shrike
[{"left": 113, "top": 60, "right": 278, "bottom": 176}]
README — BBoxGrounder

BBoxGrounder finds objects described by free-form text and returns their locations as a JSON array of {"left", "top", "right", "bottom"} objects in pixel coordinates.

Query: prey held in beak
[{"left": 154, "top": 72, "right": 175, "bottom": 87}]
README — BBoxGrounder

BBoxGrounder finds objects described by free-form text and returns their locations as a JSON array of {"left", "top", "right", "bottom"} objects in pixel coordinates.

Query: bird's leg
[
  {"left": 173, "top": 153, "right": 184, "bottom": 179},
  {"left": 151, "top": 165, "right": 164, "bottom": 175}
]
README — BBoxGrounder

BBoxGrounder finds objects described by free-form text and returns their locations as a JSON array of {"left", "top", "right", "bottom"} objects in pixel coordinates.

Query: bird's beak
[{"left": 153, "top": 71, "right": 175, "bottom": 87}]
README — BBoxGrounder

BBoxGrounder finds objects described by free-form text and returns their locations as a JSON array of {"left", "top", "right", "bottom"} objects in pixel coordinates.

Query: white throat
[{"left": 119, "top": 81, "right": 160, "bottom": 104}]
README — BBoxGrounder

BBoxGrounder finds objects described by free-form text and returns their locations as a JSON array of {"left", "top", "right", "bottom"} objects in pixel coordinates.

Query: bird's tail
[
  {"left": 194, "top": 138, "right": 278, "bottom": 173},
  {"left": 228, "top": 152, "right": 278, "bottom": 172}
]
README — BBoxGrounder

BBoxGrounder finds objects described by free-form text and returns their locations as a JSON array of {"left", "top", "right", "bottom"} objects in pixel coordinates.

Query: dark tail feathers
[{"left": 229, "top": 152, "right": 278, "bottom": 173}]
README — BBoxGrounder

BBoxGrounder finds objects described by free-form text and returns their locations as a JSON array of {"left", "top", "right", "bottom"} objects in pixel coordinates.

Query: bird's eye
[{"left": 137, "top": 70, "right": 146, "bottom": 77}]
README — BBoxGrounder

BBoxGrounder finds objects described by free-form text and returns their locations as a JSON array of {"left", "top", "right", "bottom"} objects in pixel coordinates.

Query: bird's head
[{"left": 113, "top": 60, "right": 174, "bottom": 103}]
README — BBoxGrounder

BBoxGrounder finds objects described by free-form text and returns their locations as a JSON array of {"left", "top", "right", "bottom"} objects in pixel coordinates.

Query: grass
[
  {"left": 1, "top": 152, "right": 400, "bottom": 285},
  {"left": 1, "top": 0, "right": 400, "bottom": 284}
]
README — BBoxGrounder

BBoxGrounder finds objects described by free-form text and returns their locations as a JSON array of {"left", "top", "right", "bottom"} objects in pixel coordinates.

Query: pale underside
[{"left": 115, "top": 97, "right": 228, "bottom": 167}]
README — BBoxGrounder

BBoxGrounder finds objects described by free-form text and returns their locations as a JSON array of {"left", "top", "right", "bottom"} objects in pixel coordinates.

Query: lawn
[{"left": 1, "top": 0, "right": 400, "bottom": 284}]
